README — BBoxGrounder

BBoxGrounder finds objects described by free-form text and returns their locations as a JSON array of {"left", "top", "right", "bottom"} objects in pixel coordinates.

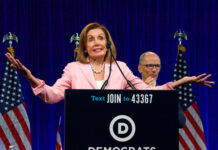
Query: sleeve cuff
[{"left": 31, "top": 79, "right": 45, "bottom": 95}]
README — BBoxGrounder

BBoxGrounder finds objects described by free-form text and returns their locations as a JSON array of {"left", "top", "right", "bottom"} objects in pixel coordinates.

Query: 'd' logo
[{"left": 109, "top": 115, "right": 136, "bottom": 142}]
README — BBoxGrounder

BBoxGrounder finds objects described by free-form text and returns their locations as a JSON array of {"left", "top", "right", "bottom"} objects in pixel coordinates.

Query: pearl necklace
[{"left": 90, "top": 62, "right": 105, "bottom": 73}]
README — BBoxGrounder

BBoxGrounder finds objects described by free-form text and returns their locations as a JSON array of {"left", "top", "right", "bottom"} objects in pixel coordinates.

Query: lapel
[
  {"left": 78, "top": 62, "right": 97, "bottom": 89},
  {"left": 78, "top": 62, "right": 111, "bottom": 89}
]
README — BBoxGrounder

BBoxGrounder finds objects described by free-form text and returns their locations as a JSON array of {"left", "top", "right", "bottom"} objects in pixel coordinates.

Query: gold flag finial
[
  {"left": 174, "top": 29, "right": 187, "bottom": 53},
  {"left": 70, "top": 33, "right": 80, "bottom": 60},
  {"left": 2, "top": 32, "right": 18, "bottom": 57}
]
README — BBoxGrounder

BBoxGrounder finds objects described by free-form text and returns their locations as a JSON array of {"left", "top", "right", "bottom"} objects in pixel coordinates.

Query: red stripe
[
  {"left": 185, "top": 106, "right": 206, "bottom": 145},
  {"left": 0, "top": 126, "right": 11, "bottom": 149},
  {"left": 13, "top": 104, "right": 32, "bottom": 146},
  {"left": 57, "top": 124, "right": 60, "bottom": 132},
  {"left": 183, "top": 124, "right": 201, "bottom": 149},
  {"left": 179, "top": 131, "right": 190, "bottom": 150},
  {"left": 3, "top": 113, "right": 26, "bottom": 150},
  {"left": 56, "top": 141, "right": 62, "bottom": 150}
]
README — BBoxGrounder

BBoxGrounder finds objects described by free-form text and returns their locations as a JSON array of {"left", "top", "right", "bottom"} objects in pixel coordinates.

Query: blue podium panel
[{"left": 65, "top": 90, "right": 178, "bottom": 150}]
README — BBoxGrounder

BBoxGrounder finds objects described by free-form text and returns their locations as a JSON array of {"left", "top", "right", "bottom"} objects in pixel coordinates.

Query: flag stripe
[
  {"left": 184, "top": 113, "right": 207, "bottom": 149},
  {"left": 179, "top": 133, "right": 189, "bottom": 150},
  {"left": 8, "top": 109, "right": 31, "bottom": 149},
  {"left": 56, "top": 141, "right": 62, "bottom": 150},
  {"left": 3, "top": 113, "right": 26, "bottom": 150},
  {"left": 179, "top": 127, "right": 195, "bottom": 150},
  {"left": 56, "top": 116, "right": 62, "bottom": 150},
  {"left": 0, "top": 126, "right": 10, "bottom": 149},
  {"left": 13, "top": 105, "right": 32, "bottom": 145},
  {"left": 183, "top": 125, "right": 201, "bottom": 150},
  {"left": 20, "top": 103, "right": 31, "bottom": 130},
  {"left": 185, "top": 107, "right": 206, "bottom": 144},
  {"left": 0, "top": 113, "right": 19, "bottom": 149}
]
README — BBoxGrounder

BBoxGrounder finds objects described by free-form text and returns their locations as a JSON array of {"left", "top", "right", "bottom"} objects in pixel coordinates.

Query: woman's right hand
[{"left": 5, "top": 52, "right": 40, "bottom": 87}]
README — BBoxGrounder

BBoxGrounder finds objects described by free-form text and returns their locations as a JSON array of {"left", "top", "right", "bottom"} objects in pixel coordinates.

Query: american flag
[
  {"left": 173, "top": 46, "right": 207, "bottom": 150},
  {"left": 56, "top": 116, "right": 62, "bottom": 150},
  {"left": 0, "top": 60, "right": 32, "bottom": 150}
]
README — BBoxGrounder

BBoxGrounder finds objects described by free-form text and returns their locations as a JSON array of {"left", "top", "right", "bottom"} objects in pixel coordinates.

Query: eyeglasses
[{"left": 141, "top": 64, "right": 161, "bottom": 69}]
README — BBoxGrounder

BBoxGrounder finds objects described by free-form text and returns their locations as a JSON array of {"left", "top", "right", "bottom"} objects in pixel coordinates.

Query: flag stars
[
  {"left": 3, "top": 78, "right": 7, "bottom": 81},
  {"left": 9, "top": 80, "right": 12, "bottom": 83},
  {"left": 5, "top": 101, "right": 9, "bottom": 105},
  {"left": 11, "top": 103, "right": 14, "bottom": 107},
  {"left": 7, "top": 91, "right": 10, "bottom": 94},
  {"left": 2, "top": 88, "right": 5, "bottom": 92},
  {"left": 14, "top": 81, "right": 17, "bottom": 85},
  {"left": 4, "top": 72, "right": 8, "bottom": 76},
  {"left": 184, "top": 93, "right": 187, "bottom": 96},
  {"left": 189, "top": 94, "right": 193, "bottom": 97},
  {"left": 189, "top": 99, "right": 193, "bottom": 102},
  {"left": 18, "top": 94, "right": 21, "bottom": 98},
  {"left": 5, "top": 66, "right": 9, "bottom": 70},
  {"left": 13, "top": 87, "right": 16, "bottom": 90},
  {"left": 12, "top": 93, "right": 16, "bottom": 96},
  {"left": 1, "top": 94, "right": 4, "bottom": 97},
  {"left": 0, "top": 99, "right": 3, "bottom": 103},
  {"left": 6, "top": 96, "right": 10, "bottom": 99},
  {"left": 4, "top": 107, "right": 8, "bottom": 111},
  {"left": 12, "top": 98, "right": 15, "bottom": 101}
]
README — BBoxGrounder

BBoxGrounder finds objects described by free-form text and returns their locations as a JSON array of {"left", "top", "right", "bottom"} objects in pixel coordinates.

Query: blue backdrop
[{"left": 0, "top": 0, "right": 217, "bottom": 149}]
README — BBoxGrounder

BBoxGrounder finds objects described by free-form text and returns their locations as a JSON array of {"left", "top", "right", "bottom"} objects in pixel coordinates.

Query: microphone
[
  {"left": 101, "top": 41, "right": 136, "bottom": 90},
  {"left": 101, "top": 41, "right": 112, "bottom": 89}
]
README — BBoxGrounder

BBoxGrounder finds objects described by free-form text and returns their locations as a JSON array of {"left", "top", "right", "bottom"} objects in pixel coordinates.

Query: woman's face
[{"left": 86, "top": 28, "right": 107, "bottom": 60}]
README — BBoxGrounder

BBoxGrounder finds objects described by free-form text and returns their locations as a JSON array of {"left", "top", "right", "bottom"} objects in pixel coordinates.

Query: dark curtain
[{"left": 0, "top": 0, "right": 217, "bottom": 149}]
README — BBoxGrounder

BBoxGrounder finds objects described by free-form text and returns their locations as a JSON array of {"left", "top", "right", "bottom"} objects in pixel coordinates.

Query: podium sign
[{"left": 65, "top": 90, "right": 178, "bottom": 150}]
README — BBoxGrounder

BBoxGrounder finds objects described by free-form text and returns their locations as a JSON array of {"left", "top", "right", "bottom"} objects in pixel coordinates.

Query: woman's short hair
[{"left": 76, "top": 22, "right": 117, "bottom": 63}]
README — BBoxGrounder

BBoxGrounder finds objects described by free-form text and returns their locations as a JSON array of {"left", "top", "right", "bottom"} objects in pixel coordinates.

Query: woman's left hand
[
  {"left": 184, "top": 73, "right": 215, "bottom": 87},
  {"left": 172, "top": 73, "right": 215, "bottom": 88}
]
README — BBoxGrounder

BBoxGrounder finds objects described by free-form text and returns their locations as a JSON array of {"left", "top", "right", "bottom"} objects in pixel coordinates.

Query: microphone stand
[{"left": 101, "top": 41, "right": 136, "bottom": 90}]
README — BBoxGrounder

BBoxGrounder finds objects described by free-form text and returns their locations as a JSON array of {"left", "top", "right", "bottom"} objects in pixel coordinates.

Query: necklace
[{"left": 90, "top": 62, "right": 105, "bottom": 73}]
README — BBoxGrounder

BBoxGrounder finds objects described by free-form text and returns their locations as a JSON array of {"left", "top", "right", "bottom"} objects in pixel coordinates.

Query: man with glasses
[
  {"left": 138, "top": 51, "right": 161, "bottom": 86},
  {"left": 138, "top": 51, "right": 186, "bottom": 128}
]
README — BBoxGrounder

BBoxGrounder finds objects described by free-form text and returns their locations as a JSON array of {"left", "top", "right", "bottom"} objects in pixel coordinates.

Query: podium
[{"left": 65, "top": 90, "right": 178, "bottom": 150}]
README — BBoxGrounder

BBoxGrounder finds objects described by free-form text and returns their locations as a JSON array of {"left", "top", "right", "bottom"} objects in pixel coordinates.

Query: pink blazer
[{"left": 32, "top": 61, "right": 174, "bottom": 103}]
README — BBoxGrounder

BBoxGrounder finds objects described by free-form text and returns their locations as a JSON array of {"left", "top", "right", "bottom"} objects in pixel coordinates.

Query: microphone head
[{"left": 106, "top": 40, "right": 111, "bottom": 49}]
